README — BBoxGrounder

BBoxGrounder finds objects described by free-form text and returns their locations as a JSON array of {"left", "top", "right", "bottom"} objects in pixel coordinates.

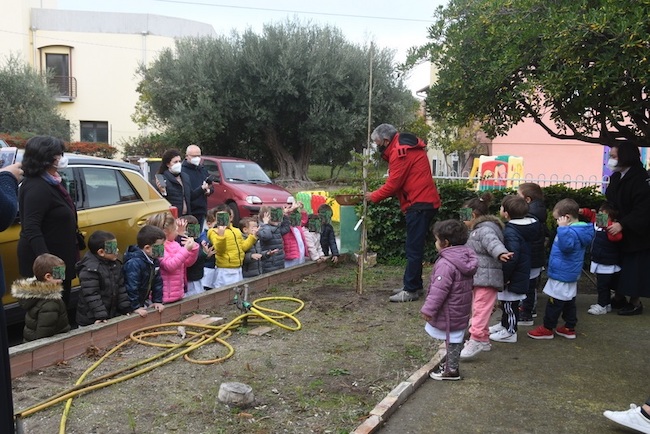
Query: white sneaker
[
  {"left": 588, "top": 304, "right": 611, "bottom": 315},
  {"left": 460, "top": 339, "right": 491, "bottom": 359},
  {"left": 488, "top": 323, "right": 505, "bottom": 334},
  {"left": 604, "top": 404, "right": 650, "bottom": 434},
  {"left": 489, "top": 328, "right": 517, "bottom": 343}
]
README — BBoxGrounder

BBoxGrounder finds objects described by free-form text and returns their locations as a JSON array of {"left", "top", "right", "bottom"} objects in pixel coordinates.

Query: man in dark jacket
[
  {"left": 366, "top": 124, "right": 442, "bottom": 302},
  {"left": 182, "top": 144, "right": 213, "bottom": 228}
]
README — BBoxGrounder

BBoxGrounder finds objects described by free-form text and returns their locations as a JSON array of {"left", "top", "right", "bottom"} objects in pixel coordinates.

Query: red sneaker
[
  {"left": 555, "top": 326, "right": 576, "bottom": 339},
  {"left": 527, "top": 325, "right": 554, "bottom": 340}
]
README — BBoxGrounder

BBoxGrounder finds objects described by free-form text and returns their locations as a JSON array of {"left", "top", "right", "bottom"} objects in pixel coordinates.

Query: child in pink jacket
[{"left": 146, "top": 212, "right": 199, "bottom": 303}]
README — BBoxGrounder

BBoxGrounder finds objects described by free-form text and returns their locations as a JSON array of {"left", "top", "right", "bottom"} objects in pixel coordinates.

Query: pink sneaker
[{"left": 556, "top": 326, "right": 576, "bottom": 339}]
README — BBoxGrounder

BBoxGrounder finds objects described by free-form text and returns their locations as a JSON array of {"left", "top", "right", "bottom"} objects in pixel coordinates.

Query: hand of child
[
  {"left": 134, "top": 307, "right": 148, "bottom": 318},
  {"left": 94, "top": 319, "right": 107, "bottom": 324},
  {"left": 608, "top": 221, "right": 623, "bottom": 236},
  {"left": 215, "top": 226, "right": 226, "bottom": 236},
  {"left": 251, "top": 253, "right": 263, "bottom": 260},
  {"left": 262, "top": 211, "right": 270, "bottom": 224},
  {"left": 268, "top": 248, "right": 279, "bottom": 256},
  {"left": 499, "top": 252, "right": 514, "bottom": 262},
  {"left": 201, "top": 241, "right": 216, "bottom": 257},
  {"left": 152, "top": 303, "right": 165, "bottom": 313},
  {"left": 556, "top": 215, "right": 571, "bottom": 227},
  {"left": 182, "top": 236, "right": 196, "bottom": 251},
  {"left": 250, "top": 225, "right": 259, "bottom": 236},
  {"left": 176, "top": 218, "right": 188, "bottom": 235},
  {"left": 317, "top": 256, "right": 327, "bottom": 263},
  {"left": 421, "top": 313, "right": 432, "bottom": 322},
  {"left": 330, "top": 255, "right": 339, "bottom": 264}
]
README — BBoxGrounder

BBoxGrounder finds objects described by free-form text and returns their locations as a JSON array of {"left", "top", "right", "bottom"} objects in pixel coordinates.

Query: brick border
[{"left": 8, "top": 261, "right": 329, "bottom": 379}]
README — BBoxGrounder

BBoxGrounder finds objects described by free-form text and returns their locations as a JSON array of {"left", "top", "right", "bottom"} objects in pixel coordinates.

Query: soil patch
[{"left": 12, "top": 263, "right": 437, "bottom": 434}]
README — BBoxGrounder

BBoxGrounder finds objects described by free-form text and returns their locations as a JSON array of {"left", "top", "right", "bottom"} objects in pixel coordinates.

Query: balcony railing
[{"left": 49, "top": 75, "right": 77, "bottom": 101}]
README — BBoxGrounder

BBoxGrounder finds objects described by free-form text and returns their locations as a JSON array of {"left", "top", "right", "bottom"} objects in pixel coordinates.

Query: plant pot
[{"left": 335, "top": 194, "right": 364, "bottom": 206}]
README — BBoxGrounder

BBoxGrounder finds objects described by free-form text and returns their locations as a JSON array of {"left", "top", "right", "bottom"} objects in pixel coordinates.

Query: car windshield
[{"left": 221, "top": 162, "right": 271, "bottom": 184}]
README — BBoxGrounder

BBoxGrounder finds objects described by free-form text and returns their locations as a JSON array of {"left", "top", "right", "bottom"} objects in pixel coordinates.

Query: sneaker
[
  {"left": 527, "top": 325, "right": 554, "bottom": 340},
  {"left": 588, "top": 304, "right": 611, "bottom": 315},
  {"left": 532, "top": 310, "right": 538, "bottom": 318},
  {"left": 389, "top": 290, "right": 421, "bottom": 302},
  {"left": 429, "top": 364, "right": 461, "bottom": 381},
  {"left": 460, "top": 339, "right": 491, "bottom": 359},
  {"left": 604, "top": 404, "right": 650, "bottom": 434},
  {"left": 518, "top": 312, "right": 534, "bottom": 326},
  {"left": 488, "top": 323, "right": 505, "bottom": 334},
  {"left": 391, "top": 286, "right": 405, "bottom": 294},
  {"left": 489, "top": 328, "right": 517, "bottom": 343},
  {"left": 556, "top": 326, "right": 576, "bottom": 339}
]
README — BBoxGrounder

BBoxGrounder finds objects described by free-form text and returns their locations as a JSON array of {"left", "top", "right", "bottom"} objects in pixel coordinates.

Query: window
[
  {"left": 80, "top": 121, "right": 109, "bottom": 143},
  {"left": 82, "top": 168, "right": 138, "bottom": 208},
  {"left": 203, "top": 160, "right": 221, "bottom": 181},
  {"left": 44, "top": 52, "right": 75, "bottom": 99}
]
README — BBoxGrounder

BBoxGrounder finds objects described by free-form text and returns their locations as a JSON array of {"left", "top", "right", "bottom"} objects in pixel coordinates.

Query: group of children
[
  {"left": 11, "top": 201, "right": 340, "bottom": 343},
  {"left": 421, "top": 182, "right": 625, "bottom": 381}
]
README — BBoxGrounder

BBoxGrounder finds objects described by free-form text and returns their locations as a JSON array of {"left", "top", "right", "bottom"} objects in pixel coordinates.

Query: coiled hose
[{"left": 14, "top": 295, "right": 304, "bottom": 434}]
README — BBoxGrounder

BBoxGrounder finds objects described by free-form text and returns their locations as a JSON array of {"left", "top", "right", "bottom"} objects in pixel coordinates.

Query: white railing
[{"left": 434, "top": 172, "right": 609, "bottom": 191}]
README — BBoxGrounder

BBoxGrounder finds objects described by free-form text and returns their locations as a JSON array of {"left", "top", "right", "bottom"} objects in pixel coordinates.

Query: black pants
[
  {"left": 521, "top": 275, "right": 540, "bottom": 314},
  {"left": 500, "top": 300, "right": 519, "bottom": 333},
  {"left": 403, "top": 208, "right": 436, "bottom": 292},
  {"left": 596, "top": 272, "right": 619, "bottom": 307},
  {"left": 543, "top": 296, "right": 577, "bottom": 330}
]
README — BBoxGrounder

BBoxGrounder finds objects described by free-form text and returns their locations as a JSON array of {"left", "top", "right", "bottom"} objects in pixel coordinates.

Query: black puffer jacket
[
  {"left": 161, "top": 169, "right": 204, "bottom": 217},
  {"left": 75, "top": 251, "right": 131, "bottom": 326},
  {"left": 257, "top": 219, "right": 289, "bottom": 273},
  {"left": 502, "top": 217, "right": 540, "bottom": 294},
  {"left": 320, "top": 222, "right": 339, "bottom": 257},
  {"left": 122, "top": 246, "right": 164, "bottom": 310},
  {"left": 527, "top": 199, "right": 548, "bottom": 269},
  {"left": 11, "top": 278, "right": 70, "bottom": 342}
]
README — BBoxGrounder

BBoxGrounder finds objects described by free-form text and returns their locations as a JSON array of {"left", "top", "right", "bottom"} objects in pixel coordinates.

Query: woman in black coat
[
  {"left": 605, "top": 141, "right": 650, "bottom": 315},
  {"left": 17, "top": 136, "right": 80, "bottom": 308},
  {"left": 156, "top": 149, "right": 204, "bottom": 217}
]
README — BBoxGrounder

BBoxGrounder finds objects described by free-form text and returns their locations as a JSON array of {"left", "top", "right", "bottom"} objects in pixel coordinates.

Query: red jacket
[{"left": 369, "top": 133, "right": 441, "bottom": 213}]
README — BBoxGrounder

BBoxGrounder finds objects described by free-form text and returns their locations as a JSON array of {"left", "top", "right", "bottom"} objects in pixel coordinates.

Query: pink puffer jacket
[{"left": 159, "top": 239, "right": 199, "bottom": 303}]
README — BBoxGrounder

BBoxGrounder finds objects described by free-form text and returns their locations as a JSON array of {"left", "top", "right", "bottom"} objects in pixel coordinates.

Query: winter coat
[
  {"left": 159, "top": 239, "right": 199, "bottom": 303},
  {"left": 527, "top": 199, "right": 548, "bottom": 268},
  {"left": 257, "top": 219, "right": 289, "bottom": 272},
  {"left": 242, "top": 235, "right": 264, "bottom": 278},
  {"left": 198, "top": 229, "right": 215, "bottom": 270},
  {"left": 420, "top": 245, "right": 478, "bottom": 333},
  {"left": 208, "top": 225, "right": 256, "bottom": 268},
  {"left": 11, "top": 278, "right": 70, "bottom": 342},
  {"left": 502, "top": 217, "right": 540, "bottom": 294},
  {"left": 161, "top": 169, "right": 204, "bottom": 217},
  {"left": 320, "top": 222, "right": 339, "bottom": 257},
  {"left": 75, "top": 251, "right": 131, "bottom": 326},
  {"left": 181, "top": 160, "right": 212, "bottom": 221},
  {"left": 547, "top": 222, "right": 595, "bottom": 283},
  {"left": 283, "top": 225, "right": 307, "bottom": 261},
  {"left": 369, "top": 132, "right": 441, "bottom": 213},
  {"left": 466, "top": 216, "right": 508, "bottom": 290},
  {"left": 122, "top": 246, "right": 164, "bottom": 310},
  {"left": 303, "top": 228, "right": 325, "bottom": 261},
  {"left": 186, "top": 244, "right": 207, "bottom": 282},
  {"left": 580, "top": 208, "right": 622, "bottom": 266},
  {"left": 17, "top": 175, "right": 79, "bottom": 283},
  {"left": 605, "top": 164, "right": 650, "bottom": 253}
]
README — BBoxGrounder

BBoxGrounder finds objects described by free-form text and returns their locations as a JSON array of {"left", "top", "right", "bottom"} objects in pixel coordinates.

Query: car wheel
[{"left": 228, "top": 202, "right": 240, "bottom": 225}]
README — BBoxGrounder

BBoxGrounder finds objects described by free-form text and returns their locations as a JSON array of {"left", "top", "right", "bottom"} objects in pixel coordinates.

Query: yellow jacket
[{"left": 207, "top": 225, "right": 257, "bottom": 268}]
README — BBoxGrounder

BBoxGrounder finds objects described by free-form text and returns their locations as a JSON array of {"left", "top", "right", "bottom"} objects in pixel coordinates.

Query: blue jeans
[{"left": 403, "top": 208, "right": 437, "bottom": 292}]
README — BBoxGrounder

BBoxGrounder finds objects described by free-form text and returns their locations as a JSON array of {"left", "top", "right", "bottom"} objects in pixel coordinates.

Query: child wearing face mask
[{"left": 157, "top": 149, "right": 205, "bottom": 217}]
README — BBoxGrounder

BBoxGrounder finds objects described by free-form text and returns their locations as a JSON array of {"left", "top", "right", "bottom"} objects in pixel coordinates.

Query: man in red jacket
[{"left": 366, "top": 123, "right": 441, "bottom": 302}]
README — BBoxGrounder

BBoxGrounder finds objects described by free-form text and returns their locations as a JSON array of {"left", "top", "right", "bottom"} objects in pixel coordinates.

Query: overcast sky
[{"left": 57, "top": 0, "right": 448, "bottom": 96}]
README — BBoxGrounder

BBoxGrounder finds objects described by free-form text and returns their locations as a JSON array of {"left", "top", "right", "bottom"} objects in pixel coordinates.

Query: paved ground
[{"left": 377, "top": 293, "right": 650, "bottom": 434}]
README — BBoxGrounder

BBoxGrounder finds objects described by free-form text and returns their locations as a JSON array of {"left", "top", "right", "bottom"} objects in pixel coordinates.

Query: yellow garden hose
[{"left": 14, "top": 295, "right": 305, "bottom": 433}]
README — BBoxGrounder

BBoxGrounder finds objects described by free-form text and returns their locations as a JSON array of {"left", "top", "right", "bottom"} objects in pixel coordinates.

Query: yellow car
[{"left": 1, "top": 153, "right": 173, "bottom": 325}]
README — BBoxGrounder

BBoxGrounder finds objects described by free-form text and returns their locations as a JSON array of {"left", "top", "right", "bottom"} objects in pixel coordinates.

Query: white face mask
[
  {"left": 190, "top": 156, "right": 201, "bottom": 166},
  {"left": 55, "top": 156, "right": 69, "bottom": 170},
  {"left": 606, "top": 157, "right": 619, "bottom": 171},
  {"left": 170, "top": 162, "right": 182, "bottom": 174}
]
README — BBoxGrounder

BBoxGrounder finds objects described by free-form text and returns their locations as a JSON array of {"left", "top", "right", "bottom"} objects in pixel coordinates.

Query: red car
[{"left": 200, "top": 156, "right": 294, "bottom": 223}]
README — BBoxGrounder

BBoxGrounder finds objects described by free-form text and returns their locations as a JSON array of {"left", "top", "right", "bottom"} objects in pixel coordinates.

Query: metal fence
[{"left": 434, "top": 172, "right": 610, "bottom": 191}]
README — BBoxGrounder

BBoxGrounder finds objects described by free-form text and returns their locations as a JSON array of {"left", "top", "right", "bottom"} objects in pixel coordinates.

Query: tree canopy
[
  {"left": 408, "top": 0, "right": 650, "bottom": 147},
  {"left": 134, "top": 21, "right": 418, "bottom": 180},
  {"left": 0, "top": 56, "right": 71, "bottom": 141}
]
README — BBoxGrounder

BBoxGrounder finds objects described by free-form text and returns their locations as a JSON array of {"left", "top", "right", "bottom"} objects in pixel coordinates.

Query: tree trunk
[{"left": 264, "top": 128, "right": 311, "bottom": 182}]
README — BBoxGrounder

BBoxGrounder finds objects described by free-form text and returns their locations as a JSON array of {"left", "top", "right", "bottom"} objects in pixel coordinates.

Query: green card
[
  {"left": 186, "top": 223, "right": 200, "bottom": 238},
  {"left": 270, "top": 207, "right": 284, "bottom": 223},
  {"left": 459, "top": 207, "right": 473, "bottom": 221},
  {"left": 308, "top": 216, "right": 322, "bottom": 233},
  {"left": 52, "top": 265, "right": 66, "bottom": 280},
  {"left": 318, "top": 208, "right": 333, "bottom": 223},
  {"left": 152, "top": 243, "right": 165, "bottom": 259},
  {"left": 289, "top": 210, "right": 302, "bottom": 226},
  {"left": 596, "top": 212, "right": 608, "bottom": 228},
  {"left": 216, "top": 212, "right": 230, "bottom": 227},
  {"left": 104, "top": 240, "right": 118, "bottom": 254}
]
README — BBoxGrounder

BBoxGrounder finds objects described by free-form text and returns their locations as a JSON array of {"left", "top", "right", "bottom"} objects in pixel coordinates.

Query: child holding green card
[
  {"left": 75, "top": 230, "right": 132, "bottom": 326},
  {"left": 11, "top": 253, "right": 71, "bottom": 342}
]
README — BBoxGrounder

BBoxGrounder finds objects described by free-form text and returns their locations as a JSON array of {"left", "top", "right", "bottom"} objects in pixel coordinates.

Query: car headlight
[{"left": 245, "top": 196, "right": 262, "bottom": 205}]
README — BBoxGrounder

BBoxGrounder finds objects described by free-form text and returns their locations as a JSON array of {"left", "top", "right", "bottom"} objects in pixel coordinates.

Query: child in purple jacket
[{"left": 421, "top": 219, "right": 478, "bottom": 381}]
